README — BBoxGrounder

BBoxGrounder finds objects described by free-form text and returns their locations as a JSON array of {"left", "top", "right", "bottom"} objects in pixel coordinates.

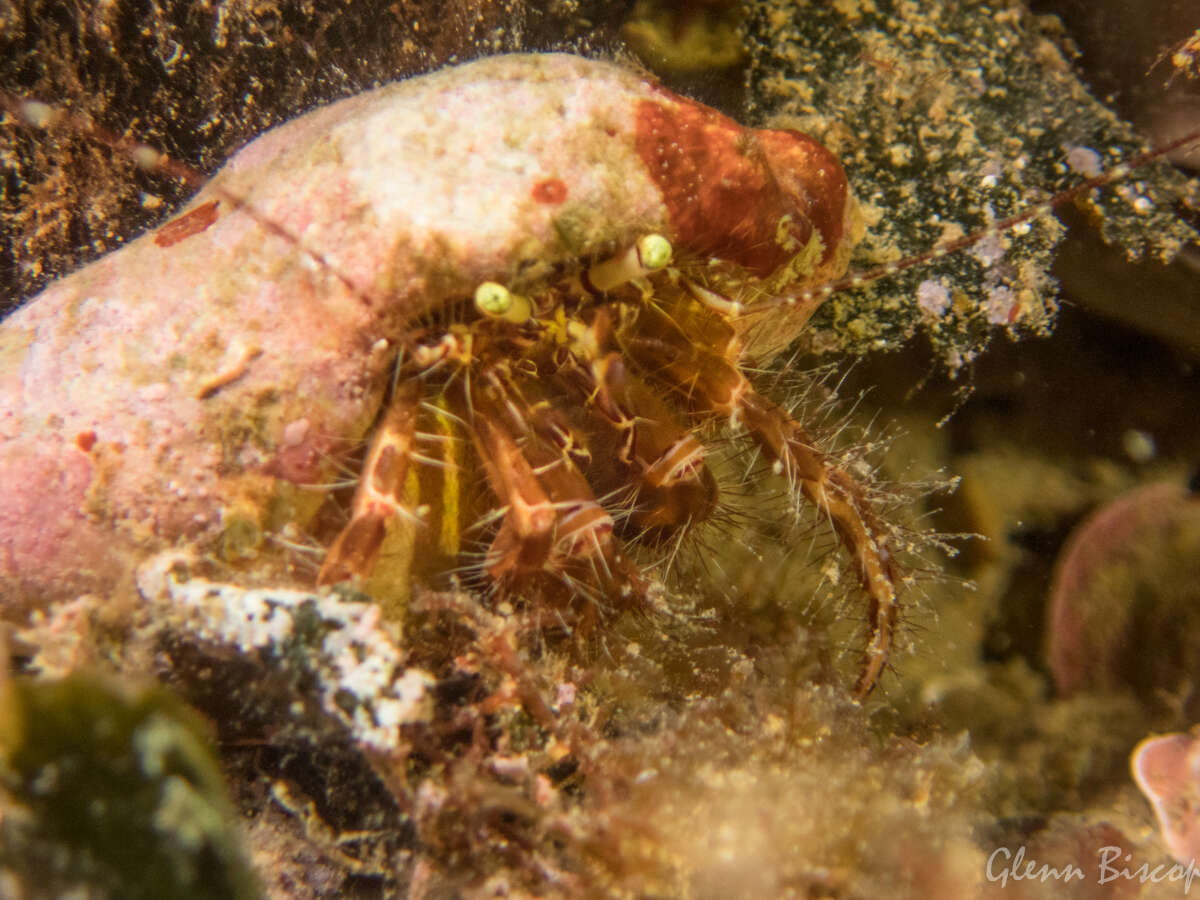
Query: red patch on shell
[
  {"left": 154, "top": 200, "right": 220, "bottom": 248},
  {"left": 531, "top": 178, "right": 568, "bottom": 204},
  {"left": 74, "top": 430, "right": 97, "bottom": 453},
  {"left": 633, "top": 96, "right": 848, "bottom": 277}
]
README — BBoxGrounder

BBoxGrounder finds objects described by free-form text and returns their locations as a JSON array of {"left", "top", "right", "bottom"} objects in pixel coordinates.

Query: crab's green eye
[
  {"left": 636, "top": 233, "right": 672, "bottom": 271},
  {"left": 474, "top": 281, "right": 510, "bottom": 316},
  {"left": 474, "top": 282, "right": 531, "bottom": 323},
  {"left": 584, "top": 234, "right": 674, "bottom": 294}
]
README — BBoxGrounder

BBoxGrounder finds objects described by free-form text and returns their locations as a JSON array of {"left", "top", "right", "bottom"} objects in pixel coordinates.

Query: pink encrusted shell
[{"left": 0, "top": 53, "right": 857, "bottom": 610}]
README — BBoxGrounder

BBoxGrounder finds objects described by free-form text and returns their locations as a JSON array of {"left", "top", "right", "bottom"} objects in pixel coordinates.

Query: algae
[{"left": 0, "top": 672, "right": 260, "bottom": 900}]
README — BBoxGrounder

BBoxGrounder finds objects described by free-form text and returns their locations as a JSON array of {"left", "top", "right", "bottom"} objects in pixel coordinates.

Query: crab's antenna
[
  {"left": 1, "top": 90, "right": 374, "bottom": 306},
  {"left": 780, "top": 125, "right": 1200, "bottom": 311},
  {"left": 1, "top": 92, "right": 207, "bottom": 188}
]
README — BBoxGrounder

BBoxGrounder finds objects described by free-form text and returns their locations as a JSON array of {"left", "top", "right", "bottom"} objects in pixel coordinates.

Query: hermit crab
[{"left": 0, "top": 52, "right": 913, "bottom": 695}]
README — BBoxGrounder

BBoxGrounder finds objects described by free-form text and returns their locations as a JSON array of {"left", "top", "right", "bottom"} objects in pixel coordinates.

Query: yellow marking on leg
[{"left": 433, "top": 398, "right": 461, "bottom": 559}]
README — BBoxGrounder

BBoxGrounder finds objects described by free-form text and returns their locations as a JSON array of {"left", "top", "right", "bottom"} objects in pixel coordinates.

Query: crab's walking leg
[
  {"left": 463, "top": 385, "right": 558, "bottom": 578},
  {"left": 469, "top": 370, "right": 644, "bottom": 603},
  {"left": 319, "top": 379, "right": 423, "bottom": 586},
  {"left": 557, "top": 342, "right": 716, "bottom": 537},
  {"left": 739, "top": 393, "right": 900, "bottom": 698},
  {"left": 622, "top": 303, "right": 900, "bottom": 697}
]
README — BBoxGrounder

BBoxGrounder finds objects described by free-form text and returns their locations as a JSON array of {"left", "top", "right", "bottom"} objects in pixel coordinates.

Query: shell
[{"left": 0, "top": 53, "right": 857, "bottom": 610}]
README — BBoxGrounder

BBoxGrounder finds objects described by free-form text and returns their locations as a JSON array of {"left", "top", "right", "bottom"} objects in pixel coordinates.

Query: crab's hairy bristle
[{"left": 781, "top": 125, "right": 1200, "bottom": 314}]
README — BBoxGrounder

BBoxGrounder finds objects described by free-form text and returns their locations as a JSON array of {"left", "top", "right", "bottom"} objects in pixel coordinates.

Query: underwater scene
[{"left": 1, "top": 1, "right": 1199, "bottom": 897}]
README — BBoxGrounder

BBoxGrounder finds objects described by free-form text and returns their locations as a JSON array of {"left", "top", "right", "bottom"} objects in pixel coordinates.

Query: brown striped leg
[
  {"left": 472, "top": 369, "right": 645, "bottom": 603},
  {"left": 462, "top": 384, "right": 557, "bottom": 579},
  {"left": 318, "top": 379, "right": 422, "bottom": 586},
  {"left": 739, "top": 392, "right": 900, "bottom": 698}
]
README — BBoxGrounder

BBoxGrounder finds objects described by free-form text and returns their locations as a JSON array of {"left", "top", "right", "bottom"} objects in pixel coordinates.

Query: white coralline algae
[{"left": 137, "top": 552, "right": 433, "bottom": 752}]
